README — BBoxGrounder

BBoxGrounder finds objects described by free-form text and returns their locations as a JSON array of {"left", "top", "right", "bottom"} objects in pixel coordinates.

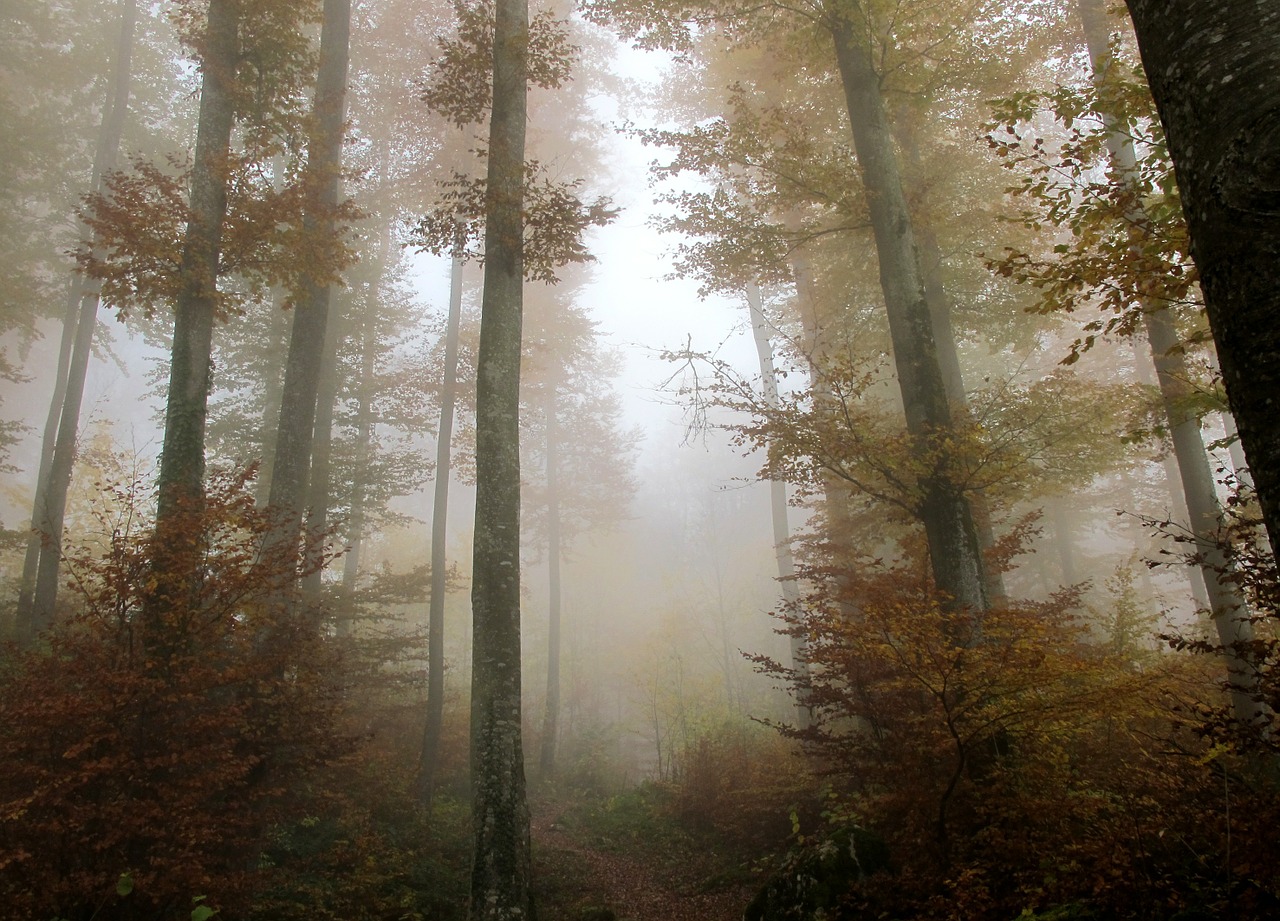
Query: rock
[{"left": 743, "top": 826, "right": 889, "bottom": 921}]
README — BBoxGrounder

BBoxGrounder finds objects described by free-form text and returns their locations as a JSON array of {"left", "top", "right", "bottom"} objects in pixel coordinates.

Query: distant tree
[
  {"left": 520, "top": 284, "right": 639, "bottom": 778},
  {"left": 14, "top": 0, "right": 138, "bottom": 643}
]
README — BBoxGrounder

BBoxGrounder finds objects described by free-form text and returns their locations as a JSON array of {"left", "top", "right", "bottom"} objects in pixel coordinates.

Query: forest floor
[{"left": 530, "top": 788, "right": 761, "bottom": 921}]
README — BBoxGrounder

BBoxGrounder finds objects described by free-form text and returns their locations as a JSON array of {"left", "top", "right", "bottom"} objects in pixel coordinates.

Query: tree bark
[
  {"left": 16, "top": 0, "right": 138, "bottom": 642},
  {"left": 419, "top": 222, "right": 466, "bottom": 804},
  {"left": 826, "top": 2, "right": 988, "bottom": 616},
  {"left": 149, "top": 0, "right": 239, "bottom": 625},
  {"left": 1123, "top": 0, "right": 1280, "bottom": 560},
  {"left": 263, "top": 0, "right": 351, "bottom": 585},
  {"left": 1084, "top": 0, "right": 1263, "bottom": 727},
  {"left": 469, "top": 0, "right": 533, "bottom": 915},
  {"left": 538, "top": 387, "right": 563, "bottom": 779}
]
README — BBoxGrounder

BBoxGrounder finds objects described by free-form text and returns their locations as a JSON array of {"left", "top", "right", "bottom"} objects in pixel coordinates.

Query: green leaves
[{"left": 116, "top": 872, "right": 134, "bottom": 897}]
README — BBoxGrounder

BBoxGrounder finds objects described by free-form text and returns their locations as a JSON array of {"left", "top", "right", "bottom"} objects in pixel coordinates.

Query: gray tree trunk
[
  {"left": 263, "top": 0, "right": 351, "bottom": 585},
  {"left": 745, "top": 282, "right": 811, "bottom": 722},
  {"left": 16, "top": 0, "right": 137, "bottom": 642},
  {"left": 419, "top": 222, "right": 466, "bottom": 804},
  {"left": 1123, "top": 0, "right": 1280, "bottom": 561},
  {"left": 149, "top": 0, "right": 238, "bottom": 625},
  {"left": 1083, "top": 0, "right": 1263, "bottom": 727},
  {"left": 538, "top": 387, "right": 563, "bottom": 779},
  {"left": 826, "top": 2, "right": 988, "bottom": 616},
  {"left": 469, "top": 0, "right": 533, "bottom": 915}
]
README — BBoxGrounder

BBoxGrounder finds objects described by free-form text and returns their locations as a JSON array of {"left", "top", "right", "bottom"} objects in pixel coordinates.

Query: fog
[{"left": 3, "top": 2, "right": 1278, "bottom": 919}]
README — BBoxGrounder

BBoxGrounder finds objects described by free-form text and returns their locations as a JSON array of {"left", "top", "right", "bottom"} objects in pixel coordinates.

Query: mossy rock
[{"left": 743, "top": 826, "right": 890, "bottom": 921}]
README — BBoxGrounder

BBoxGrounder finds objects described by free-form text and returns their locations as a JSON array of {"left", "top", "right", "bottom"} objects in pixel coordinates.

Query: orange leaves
[
  {"left": 77, "top": 152, "right": 362, "bottom": 320},
  {"left": 0, "top": 468, "right": 349, "bottom": 920}
]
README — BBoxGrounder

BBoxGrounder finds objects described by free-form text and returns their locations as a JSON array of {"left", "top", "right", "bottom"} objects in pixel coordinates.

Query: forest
[{"left": 3, "top": 0, "right": 1280, "bottom": 919}]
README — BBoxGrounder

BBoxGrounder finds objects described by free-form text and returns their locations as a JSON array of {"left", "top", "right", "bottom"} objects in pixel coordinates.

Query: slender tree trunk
[
  {"left": 745, "top": 283, "right": 811, "bottom": 723},
  {"left": 16, "top": 0, "right": 138, "bottom": 642},
  {"left": 538, "top": 388, "right": 562, "bottom": 779},
  {"left": 1123, "top": 0, "right": 1280, "bottom": 560},
  {"left": 826, "top": 2, "right": 988, "bottom": 616},
  {"left": 1083, "top": 0, "right": 1262, "bottom": 727},
  {"left": 255, "top": 284, "right": 291, "bottom": 505},
  {"left": 469, "top": 0, "right": 532, "bottom": 915},
  {"left": 300, "top": 312, "right": 340, "bottom": 603},
  {"left": 418, "top": 222, "right": 466, "bottom": 804},
  {"left": 1130, "top": 343, "right": 1212, "bottom": 610},
  {"left": 16, "top": 280, "right": 79, "bottom": 635},
  {"left": 263, "top": 0, "right": 351, "bottom": 585},
  {"left": 337, "top": 287, "right": 376, "bottom": 634},
  {"left": 148, "top": 0, "right": 238, "bottom": 627}
]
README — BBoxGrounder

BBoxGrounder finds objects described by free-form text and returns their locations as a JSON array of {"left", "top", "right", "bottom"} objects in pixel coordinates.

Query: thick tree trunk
[
  {"left": 538, "top": 388, "right": 563, "bottom": 779},
  {"left": 469, "top": 0, "right": 533, "bottom": 915},
  {"left": 263, "top": 0, "right": 351, "bottom": 583},
  {"left": 419, "top": 223, "right": 466, "bottom": 804},
  {"left": 745, "top": 283, "right": 811, "bottom": 722},
  {"left": 826, "top": 2, "right": 988, "bottom": 616},
  {"left": 1084, "top": 0, "right": 1263, "bottom": 727},
  {"left": 149, "top": 0, "right": 238, "bottom": 625},
  {"left": 16, "top": 0, "right": 138, "bottom": 642},
  {"left": 1123, "top": 0, "right": 1280, "bottom": 560}
]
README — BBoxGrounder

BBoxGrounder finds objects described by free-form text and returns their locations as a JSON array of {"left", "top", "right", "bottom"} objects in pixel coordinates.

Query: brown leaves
[
  {"left": 418, "top": 0, "right": 578, "bottom": 129},
  {"left": 77, "top": 153, "right": 362, "bottom": 320},
  {"left": 410, "top": 159, "right": 617, "bottom": 284}
]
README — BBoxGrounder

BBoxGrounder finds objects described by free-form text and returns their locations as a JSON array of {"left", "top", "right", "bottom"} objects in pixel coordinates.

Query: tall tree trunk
[
  {"left": 263, "top": 0, "right": 351, "bottom": 585},
  {"left": 337, "top": 286, "right": 377, "bottom": 634},
  {"left": 16, "top": 0, "right": 138, "bottom": 642},
  {"left": 916, "top": 224, "right": 1008, "bottom": 605},
  {"left": 745, "top": 282, "right": 811, "bottom": 723},
  {"left": 300, "top": 311, "right": 340, "bottom": 603},
  {"left": 469, "top": 0, "right": 533, "bottom": 915},
  {"left": 418, "top": 222, "right": 466, "bottom": 804},
  {"left": 1130, "top": 343, "right": 1212, "bottom": 610},
  {"left": 538, "top": 387, "right": 563, "bottom": 779},
  {"left": 148, "top": 0, "right": 239, "bottom": 627},
  {"left": 1083, "top": 0, "right": 1262, "bottom": 727},
  {"left": 826, "top": 2, "right": 988, "bottom": 616},
  {"left": 1123, "top": 0, "right": 1280, "bottom": 560}
]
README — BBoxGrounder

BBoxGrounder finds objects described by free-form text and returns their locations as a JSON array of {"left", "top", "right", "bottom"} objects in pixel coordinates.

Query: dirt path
[{"left": 531, "top": 800, "right": 754, "bottom": 921}]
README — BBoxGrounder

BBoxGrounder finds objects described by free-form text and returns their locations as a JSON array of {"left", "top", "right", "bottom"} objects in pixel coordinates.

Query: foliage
[
  {"left": 984, "top": 43, "right": 1205, "bottom": 364},
  {"left": 410, "top": 162, "right": 618, "bottom": 284},
  {"left": 411, "top": 0, "right": 617, "bottom": 283},
  {"left": 748, "top": 534, "right": 1280, "bottom": 919},
  {"left": 0, "top": 468, "right": 351, "bottom": 920}
]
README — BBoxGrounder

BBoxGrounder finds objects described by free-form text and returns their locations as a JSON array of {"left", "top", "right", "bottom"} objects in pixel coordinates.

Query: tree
[
  {"left": 469, "top": 0, "right": 533, "bottom": 915},
  {"left": 985, "top": 0, "right": 1266, "bottom": 729},
  {"left": 1122, "top": 0, "right": 1280, "bottom": 559},
  {"left": 520, "top": 284, "right": 639, "bottom": 778},
  {"left": 419, "top": 221, "right": 467, "bottom": 805},
  {"left": 15, "top": 0, "right": 138, "bottom": 642},
  {"left": 263, "top": 0, "right": 355, "bottom": 599}
]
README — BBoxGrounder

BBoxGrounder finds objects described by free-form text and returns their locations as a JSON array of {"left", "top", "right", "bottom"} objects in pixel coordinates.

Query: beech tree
[
  {"left": 1122, "top": 0, "right": 1280, "bottom": 558},
  {"left": 262, "top": 0, "right": 354, "bottom": 599},
  {"left": 469, "top": 0, "right": 533, "bottom": 913}
]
